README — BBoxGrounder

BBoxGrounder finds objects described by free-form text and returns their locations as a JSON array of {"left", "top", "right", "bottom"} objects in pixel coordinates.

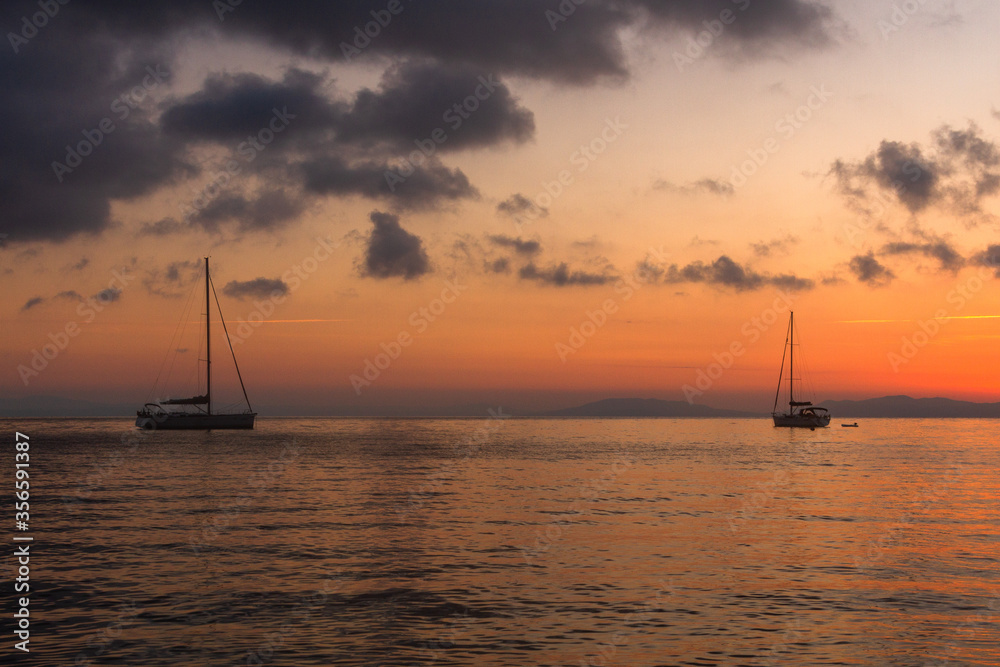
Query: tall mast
[
  {"left": 205, "top": 256, "right": 211, "bottom": 416},
  {"left": 789, "top": 311, "right": 794, "bottom": 406}
]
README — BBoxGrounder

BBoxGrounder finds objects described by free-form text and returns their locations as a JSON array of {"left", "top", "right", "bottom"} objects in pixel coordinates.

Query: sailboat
[
  {"left": 135, "top": 257, "right": 256, "bottom": 430},
  {"left": 771, "top": 311, "right": 830, "bottom": 428}
]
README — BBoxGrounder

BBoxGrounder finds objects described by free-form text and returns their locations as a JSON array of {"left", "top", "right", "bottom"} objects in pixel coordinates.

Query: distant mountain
[
  {"left": 540, "top": 398, "right": 758, "bottom": 418},
  {"left": 818, "top": 395, "right": 1000, "bottom": 418}
]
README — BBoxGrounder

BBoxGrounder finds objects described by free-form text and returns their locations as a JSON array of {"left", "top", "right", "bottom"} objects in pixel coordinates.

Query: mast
[
  {"left": 205, "top": 256, "right": 211, "bottom": 416},
  {"left": 789, "top": 310, "right": 794, "bottom": 406}
]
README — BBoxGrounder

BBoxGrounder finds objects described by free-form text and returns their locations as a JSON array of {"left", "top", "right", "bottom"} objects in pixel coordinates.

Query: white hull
[{"left": 135, "top": 412, "right": 256, "bottom": 430}]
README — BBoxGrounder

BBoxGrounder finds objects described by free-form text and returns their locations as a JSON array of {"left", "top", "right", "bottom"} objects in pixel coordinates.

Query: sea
[{"left": 2, "top": 417, "right": 998, "bottom": 666}]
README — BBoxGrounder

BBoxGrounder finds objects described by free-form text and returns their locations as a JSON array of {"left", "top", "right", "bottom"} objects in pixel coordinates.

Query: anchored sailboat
[
  {"left": 135, "top": 257, "right": 256, "bottom": 430},
  {"left": 771, "top": 311, "right": 830, "bottom": 428}
]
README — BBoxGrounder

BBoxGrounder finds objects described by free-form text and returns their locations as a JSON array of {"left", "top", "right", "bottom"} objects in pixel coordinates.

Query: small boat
[
  {"left": 842, "top": 423, "right": 859, "bottom": 427},
  {"left": 771, "top": 311, "right": 830, "bottom": 428},
  {"left": 136, "top": 257, "right": 256, "bottom": 430}
]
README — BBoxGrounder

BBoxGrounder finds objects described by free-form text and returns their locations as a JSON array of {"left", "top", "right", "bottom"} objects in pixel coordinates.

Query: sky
[{"left": 1, "top": 0, "right": 999, "bottom": 414}]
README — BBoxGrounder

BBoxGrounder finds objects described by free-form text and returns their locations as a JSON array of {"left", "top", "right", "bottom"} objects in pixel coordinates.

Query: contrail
[{"left": 839, "top": 315, "right": 1000, "bottom": 323}]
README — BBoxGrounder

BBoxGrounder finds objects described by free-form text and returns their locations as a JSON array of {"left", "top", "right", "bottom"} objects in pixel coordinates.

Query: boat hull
[
  {"left": 135, "top": 412, "right": 256, "bottom": 430},
  {"left": 772, "top": 413, "right": 830, "bottom": 428}
]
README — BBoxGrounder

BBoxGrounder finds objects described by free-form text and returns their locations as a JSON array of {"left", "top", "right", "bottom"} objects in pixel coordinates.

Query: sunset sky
[{"left": 2, "top": 0, "right": 999, "bottom": 413}]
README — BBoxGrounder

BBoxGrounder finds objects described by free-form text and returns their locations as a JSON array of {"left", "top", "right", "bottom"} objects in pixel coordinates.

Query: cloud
[
  {"left": 186, "top": 190, "right": 306, "bottom": 234},
  {"left": 56, "top": 290, "right": 83, "bottom": 301},
  {"left": 139, "top": 218, "right": 187, "bottom": 237},
  {"left": 518, "top": 262, "right": 614, "bottom": 286},
  {"left": 663, "top": 255, "right": 813, "bottom": 291},
  {"left": 880, "top": 240, "right": 965, "bottom": 273},
  {"left": 487, "top": 235, "right": 541, "bottom": 256},
  {"left": 972, "top": 244, "right": 1000, "bottom": 277},
  {"left": 361, "top": 211, "right": 431, "bottom": 280},
  {"left": 93, "top": 287, "right": 122, "bottom": 304},
  {"left": 849, "top": 253, "right": 895, "bottom": 287},
  {"left": 301, "top": 156, "right": 478, "bottom": 210},
  {"left": 337, "top": 62, "right": 534, "bottom": 151},
  {"left": 829, "top": 123, "right": 1000, "bottom": 220},
  {"left": 21, "top": 297, "right": 44, "bottom": 311},
  {"left": 653, "top": 177, "right": 734, "bottom": 197},
  {"left": 71, "top": 257, "right": 90, "bottom": 271},
  {"left": 485, "top": 258, "right": 511, "bottom": 274},
  {"left": 751, "top": 235, "right": 799, "bottom": 257},
  {"left": 497, "top": 193, "right": 548, "bottom": 219},
  {"left": 222, "top": 277, "right": 290, "bottom": 300},
  {"left": 144, "top": 260, "right": 202, "bottom": 297}
]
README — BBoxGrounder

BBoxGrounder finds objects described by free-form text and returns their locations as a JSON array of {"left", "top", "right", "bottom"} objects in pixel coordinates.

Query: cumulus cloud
[
  {"left": 972, "top": 244, "right": 1000, "bottom": 277},
  {"left": 361, "top": 211, "right": 431, "bottom": 280},
  {"left": 144, "top": 260, "right": 202, "bottom": 297},
  {"left": 93, "top": 287, "right": 123, "bottom": 304},
  {"left": 751, "top": 235, "right": 799, "bottom": 257},
  {"left": 222, "top": 277, "right": 290, "bottom": 300},
  {"left": 663, "top": 255, "right": 813, "bottom": 291},
  {"left": 849, "top": 253, "right": 894, "bottom": 287},
  {"left": 518, "top": 262, "right": 614, "bottom": 286},
  {"left": 829, "top": 123, "right": 1000, "bottom": 220}
]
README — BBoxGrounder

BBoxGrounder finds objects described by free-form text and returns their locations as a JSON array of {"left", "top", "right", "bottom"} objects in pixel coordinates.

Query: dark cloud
[
  {"left": 71, "top": 257, "right": 90, "bottom": 271},
  {"left": 497, "top": 193, "right": 548, "bottom": 219},
  {"left": 487, "top": 235, "right": 541, "bottom": 256},
  {"left": 93, "top": 287, "right": 122, "bottom": 304},
  {"left": 0, "top": 27, "right": 193, "bottom": 242},
  {"left": 222, "top": 278, "right": 290, "bottom": 300},
  {"left": 849, "top": 253, "right": 894, "bottom": 287},
  {"left": 301, "top": 156, "right": 478, "bottom": 210},
  {"left": 161, "top": 69, "right": 337, "bottom": 142},
  {"left": 186, "top": 190, "right": 306, "bottom": 234},
  {"left": 518, "top": 262, "right": 614, "bottom": 286},
  {"left": 972, "top": 244, "right": 1000, "bottom": 277},
  {"left": 337, "top": 62, "right": 534, "bottom": 151},
  {"left": 663, "top": 255, "right": 813, "bottom": 292},
  {"left": 830, "top": 123, "right": 1000, "bottom": 220},
  {"left": 362, "top": 211, "right": 431, "bottom": 280},
  {"left": 21, "top": 297, "right": 44, "bottom": 312},
  {"left": 56, "top": 290, "right": 83, "bottom": 301},
  {"left": 635, "top": 0, "right": 838, "bottom": 49},
  {"left": 881, "top": 240, "right": 965, "bottom": 273}
]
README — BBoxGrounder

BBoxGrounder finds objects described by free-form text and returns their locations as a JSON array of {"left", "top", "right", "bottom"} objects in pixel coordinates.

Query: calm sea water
[{"left": 2, "top": 417, "right": 999, "bottom": 666}]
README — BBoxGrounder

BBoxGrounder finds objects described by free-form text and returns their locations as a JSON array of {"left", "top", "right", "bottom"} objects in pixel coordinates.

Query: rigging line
[
  {"left": 209, "top": 274, "right": 253, "bottom": 412},
  {"left": 148, "top": 277, "right": 200, "bottom": 403},
  {"left": 772, "top": 315, "right": 790, "bottom": 414}
]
